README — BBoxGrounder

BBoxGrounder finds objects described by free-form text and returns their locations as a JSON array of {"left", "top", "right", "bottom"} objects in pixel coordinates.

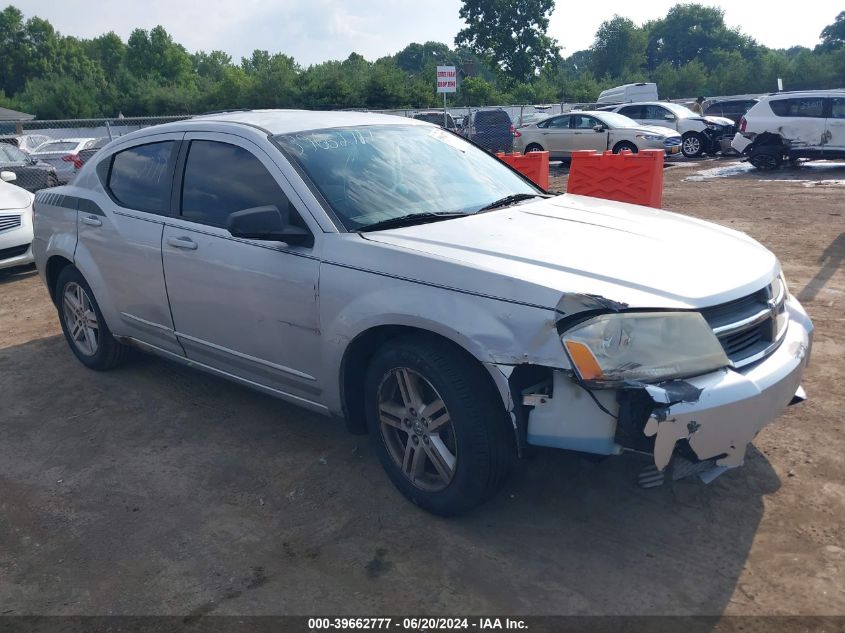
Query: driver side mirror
[
  {"left": 227, "top": 205, "right": 313, "bottom": 247},
  {"left": 593, "top": 124, "right": 606, "bottom": 132},
  {"left": 1, "top": 170, "right": 16, "bottom": 183},
  {"left": 664, "top": 114, "right": 676, "bottom": 121}
]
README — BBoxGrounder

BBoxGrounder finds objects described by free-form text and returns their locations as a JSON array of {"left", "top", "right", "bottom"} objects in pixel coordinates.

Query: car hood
[
  {"left": 703, "top": 115, "right": 735, "bottom": 127},
  {"left": 618, "top": 125, "right": 681, "bottom": 138},
  {"left": 360, "top": 194, "right": 778, "bottom": 310},
  {"left": 0, "top": 180, "right": 34, "bottom": 209}
]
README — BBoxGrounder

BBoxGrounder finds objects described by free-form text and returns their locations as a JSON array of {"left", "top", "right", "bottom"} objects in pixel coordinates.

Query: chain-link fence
[
  {"left": 0, "top": 116, "right": 189, "bottom": 193},
  {"left": 0, "top": 106, "right": 569, "bottom": 193}
]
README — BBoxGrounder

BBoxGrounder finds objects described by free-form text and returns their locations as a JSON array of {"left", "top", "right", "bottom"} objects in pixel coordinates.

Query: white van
[{"left": 597, "top": 83, "right": 659, "bottom": 105}]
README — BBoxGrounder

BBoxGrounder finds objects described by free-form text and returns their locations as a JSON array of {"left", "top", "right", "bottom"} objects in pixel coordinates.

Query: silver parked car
[
  {"left": 32, "top": 110, "right": 813, "bottom": 515},
  {"left": 514, "top": 110, "right": 682, "bottom": 158},
  {"left": 30, "top": 138, "right": 98, "bottom": 184}
]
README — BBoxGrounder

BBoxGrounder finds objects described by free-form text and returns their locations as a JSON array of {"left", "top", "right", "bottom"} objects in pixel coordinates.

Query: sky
[{"left": 10, "top": 0, "right": 842, "bottom": 66}]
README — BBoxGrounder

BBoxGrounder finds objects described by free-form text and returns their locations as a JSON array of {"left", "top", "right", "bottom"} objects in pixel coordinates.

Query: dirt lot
[{"left": 1, "top": 158, "right": 843, "bottom": 617}]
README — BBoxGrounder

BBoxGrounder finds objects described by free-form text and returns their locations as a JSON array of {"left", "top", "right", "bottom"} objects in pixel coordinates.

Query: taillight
[
  {"left": 511, "top": 125, "right": 522, "bottom": 138},
  {"left": 739, "top": 117, "right": 747, "bottom": 133},
  {"left": 62, "top": 154, "right": 83, "bottom": 169}
]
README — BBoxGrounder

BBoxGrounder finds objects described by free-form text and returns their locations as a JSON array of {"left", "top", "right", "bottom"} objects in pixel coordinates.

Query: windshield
[
  {"left": 595, "top": 112, "right": 643, "bottom": 128},
  {"left": 275, "top": 125, "right": 539, "bottom": 231},
  {"left": 663, "top": 103, "right": 699, "bottom": 119}
]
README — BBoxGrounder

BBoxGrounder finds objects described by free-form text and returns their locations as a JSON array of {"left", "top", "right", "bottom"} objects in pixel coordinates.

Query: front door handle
[
  {"left": 81, "top": 215, "right": 102, "bottom": 227},
  {"left": 167, "top": 236, "right": 198, "bottom": 250}
]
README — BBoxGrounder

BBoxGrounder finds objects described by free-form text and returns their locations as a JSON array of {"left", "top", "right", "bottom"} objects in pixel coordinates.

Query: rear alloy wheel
[
  {"left": 613, "top": 141, "right": 638, "bottom": 154},
  {"left": 682, "top": 132, "right": 704, "bottom": 158},
  {"left": 365, "top": 336, "right": 513, "bottom": 516},
  {"left": 749, "top": 149, "right": 783, "bottom": 171},
  {"left": 56, "top": 266, "right": 127, "bottom": 370}
]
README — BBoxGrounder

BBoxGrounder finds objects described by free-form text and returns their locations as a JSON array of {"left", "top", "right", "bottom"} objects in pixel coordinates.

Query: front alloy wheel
[
  {"left": 682, "top": 133, "right": 704, "bottom": 158},
  {"left": 378, "top": 368, "right": 457, "bottom": 491},
  {"left": 365, "top": 335, "right": 513, "bottom": 516}
]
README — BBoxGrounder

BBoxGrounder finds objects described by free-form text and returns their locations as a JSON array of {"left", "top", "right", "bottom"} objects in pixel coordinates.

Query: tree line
[{"left": 1, "top": 3, "right": 843, "bottom": 119}]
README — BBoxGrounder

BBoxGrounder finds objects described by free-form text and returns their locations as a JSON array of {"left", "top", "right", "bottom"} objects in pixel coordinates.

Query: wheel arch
[
  {"left": 45, "top": 255, "right": 74, "bottom": 304},
  {"left": 339, "top": 324, "right": 510, "bottom": 436}
]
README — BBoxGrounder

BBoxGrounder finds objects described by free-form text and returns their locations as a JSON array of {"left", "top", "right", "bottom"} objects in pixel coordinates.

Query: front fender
[{"left": 318, "top": 261, "right": 568, "bottom": 415}]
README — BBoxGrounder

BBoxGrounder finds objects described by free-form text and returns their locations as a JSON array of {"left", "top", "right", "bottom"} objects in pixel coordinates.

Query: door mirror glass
[
  {"left": 1, "top": 170, "right": 17, "bottom": 182},
  {"left": 227, "top": 205, "right": 312, "bottom": 246}
]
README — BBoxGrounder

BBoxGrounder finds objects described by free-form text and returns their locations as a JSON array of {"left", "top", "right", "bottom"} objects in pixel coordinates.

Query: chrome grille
[
  {"left": 700, "top": 278, "right": 787, "bottom": 368},
  {"left": 0, "top": 213, "right": 22, "bottom": 232}
]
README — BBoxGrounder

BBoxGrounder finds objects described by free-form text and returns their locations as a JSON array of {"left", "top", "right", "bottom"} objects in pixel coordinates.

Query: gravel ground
[{"left": 1, "top": 158, "right": 843, "bottom": 617}]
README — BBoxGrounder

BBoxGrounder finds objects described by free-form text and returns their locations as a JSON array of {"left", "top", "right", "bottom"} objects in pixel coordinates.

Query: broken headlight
[{"left": 561, "top": 312, "right": 729, "bottom": 386}]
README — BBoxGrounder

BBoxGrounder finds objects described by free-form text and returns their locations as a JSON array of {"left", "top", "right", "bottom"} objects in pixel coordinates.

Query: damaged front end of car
[{"left": 511, "top": 283, "right": 813, "bottom": 487}]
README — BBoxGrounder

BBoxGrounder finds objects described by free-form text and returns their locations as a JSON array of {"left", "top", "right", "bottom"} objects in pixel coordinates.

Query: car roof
[
  {"left": 762, "top": 90, "right": 845, "bottom": 100},
  {"left": 188, "top": 109, "right": 428, "bottom": 135},
  {"left": 37, "top": 138, "right": 94, "bottom": 144}
]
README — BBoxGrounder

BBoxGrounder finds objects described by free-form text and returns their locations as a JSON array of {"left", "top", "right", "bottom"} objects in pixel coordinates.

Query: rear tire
[
  {"left": 524, "top": 143, "right": 544, "bottom": 153},
  {"left": 612, "top": 141, "right": 638, "bottom": 154},
  {"left": 682, "top": 132, "right": 705, "bottom": 158},
  {"left": 56, "top": 266, "right": 127, "bottom": 370},
  {"left": 365, "top": 335, "right": 513, "bottom": 516},
  {"left": 749, "top": 148, "right": 783, "bottom": 171}
]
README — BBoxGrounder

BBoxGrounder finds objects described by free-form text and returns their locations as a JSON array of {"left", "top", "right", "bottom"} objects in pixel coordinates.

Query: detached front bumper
[
  {"left": 643, "top": 297, "right": 812, "bottom": 473},
  {"left": 526, "top": 296, "right": 813, "bottom": 478}
]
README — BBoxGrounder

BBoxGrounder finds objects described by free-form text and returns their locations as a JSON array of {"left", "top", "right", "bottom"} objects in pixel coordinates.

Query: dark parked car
[
  {"left": 704, "top": 99, "right": 759, "bottom": 126},
  {"left": 412, "top": 111, "right": 457, "bottom": 130},
  {"left": 0, "top": 143, "right": 58, "bottom": 192},
  {"left": 77, "top": 137, "right": 111, "bottom": 166},
  {"left": 461, "top": 109, "right": 514, "bottom": 153}
]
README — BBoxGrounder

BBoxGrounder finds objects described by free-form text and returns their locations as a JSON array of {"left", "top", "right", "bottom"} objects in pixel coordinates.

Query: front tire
[
  {"left": 56, "top": 266, "right": 127, "bottom": 370},
  {"left": 365, "top": 335, "right": 513, "bottom": 516},
  {"left": 682, "top": 132, "right": 705, "bottom": 158},
  {"left": 612, "top": 141, "right": 638, "bottom": 154}
]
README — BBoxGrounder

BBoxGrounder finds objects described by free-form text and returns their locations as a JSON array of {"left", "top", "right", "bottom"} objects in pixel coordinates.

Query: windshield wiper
[
  {"left": 358, "top": 212, "right": 470, "bottom": 233},
  {"left": 477, "top": 193, "right": 548, "bottom": 212}
]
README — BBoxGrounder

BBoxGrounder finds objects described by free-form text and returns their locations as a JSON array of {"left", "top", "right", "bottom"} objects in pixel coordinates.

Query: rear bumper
[{"left": 731, "top": 132, "right": 753, "bottom": 155}]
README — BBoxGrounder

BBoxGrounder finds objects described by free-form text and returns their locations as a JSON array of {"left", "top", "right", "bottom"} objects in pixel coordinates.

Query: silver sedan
[
  {"left": 32, "top": 110, "right": 811, "bottom": 516},
  {"left": 514, "top": 110, "right": 682, "bottom": 159}
]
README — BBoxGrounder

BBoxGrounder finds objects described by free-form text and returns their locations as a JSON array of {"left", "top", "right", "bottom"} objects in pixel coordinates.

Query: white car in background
[
  {"left": 0, "top": 171, "right": 35, "bottom": 270},
  {"left": 514, "top": 110, "right": 682, "bottom": 159},
  {"left": 732, "top": 90, "right": 845, "bottom": 170},
  {"left": 600, "top": 102, "right": 735, "bottom": 158}
]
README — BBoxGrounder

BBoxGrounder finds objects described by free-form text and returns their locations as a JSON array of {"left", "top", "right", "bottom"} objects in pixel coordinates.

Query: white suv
[
  {"left": 731, "top": 90, "right": 845, "bottom": 170},
  {"left": 601, "top": 102, "right": 735, "bottom": 157}
]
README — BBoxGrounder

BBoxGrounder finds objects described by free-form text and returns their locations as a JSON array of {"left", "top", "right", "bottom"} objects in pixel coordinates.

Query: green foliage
[
  {"left": 455, "top": 0, "right": 559, "bottom": 82},
  {"left": 590, "top": 16, "right": 647, "bottom": 79},
  {"left": 0, "top": 2, "right": 844, "bottom": 118},
  {"left": 819, "top": 11, "right": 845, "bottom": 51}
]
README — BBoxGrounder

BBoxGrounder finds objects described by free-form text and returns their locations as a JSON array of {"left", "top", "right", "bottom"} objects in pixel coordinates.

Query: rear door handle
[
  {"left": 81, "top": 215, "right": 102, "bottom": 227},
  {"left": 167, "top": 236, "right": 198, "bottom": 250}
]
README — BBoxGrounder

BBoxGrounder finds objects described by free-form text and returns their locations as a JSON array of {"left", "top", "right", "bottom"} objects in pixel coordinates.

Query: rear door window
[
  {"left": 108, "top": 141, "right": 176, "bottom": 212},
  {"left": 770, "top": 98, "right": 826, "bottom": 118},
  {"left": 544, "top": 115, "right": 571, "bottom": 129},
  {"left": 618, "top": 105, "right": 644, "bottom": 119}
]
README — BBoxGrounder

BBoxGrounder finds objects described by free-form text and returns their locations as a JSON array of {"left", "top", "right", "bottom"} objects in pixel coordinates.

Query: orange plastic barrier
[
  {"left": 496, "top": 151, "right": 549, "bottom": 190},
  {"left": 567, "top": 149, "right": 664, "bottom": 208}
]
